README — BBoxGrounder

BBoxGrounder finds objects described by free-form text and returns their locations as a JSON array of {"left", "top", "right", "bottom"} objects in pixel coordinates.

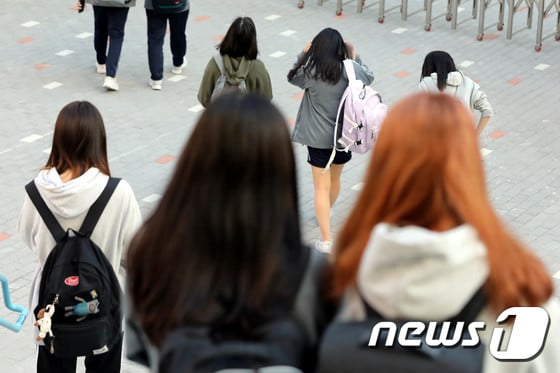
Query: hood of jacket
[
  {"left": 33, "top": 167, "right": 109, "bottom": 219},
  {"left": 421, "top": 71, "right": 465, "bottom": 90},
  {"left": 356, "top": 223, "right": 489, "bottom": 321},
  {"left": 221, "top": 55, "right": 254, "bottom": 85}
]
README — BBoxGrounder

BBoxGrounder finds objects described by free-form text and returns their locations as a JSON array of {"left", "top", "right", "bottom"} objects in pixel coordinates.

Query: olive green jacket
[{"left": 197, "top": 54, "right": 273, "bottom": 108}]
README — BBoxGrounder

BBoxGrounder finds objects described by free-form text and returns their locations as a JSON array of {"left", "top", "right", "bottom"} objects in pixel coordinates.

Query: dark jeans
[
  {"left": 146, "top": 9, "right": 190, "bottom": 81},
  {"left": 36, "top": 333, "right": 123, "bottom": 373},
  {"left": 93, "top": 6, "right": 130, "bottom": 78}
]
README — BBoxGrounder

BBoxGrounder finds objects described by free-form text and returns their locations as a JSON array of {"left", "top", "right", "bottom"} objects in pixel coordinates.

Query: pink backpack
[{"left": 326, "top": 60, "right": 387, "bottom": 169}]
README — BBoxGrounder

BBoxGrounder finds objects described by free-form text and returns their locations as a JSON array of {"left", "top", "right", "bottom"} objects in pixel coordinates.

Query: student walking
[
  {"left": 126, "top": 92, "right": 329, "bottom": 372},
  {"left": 287, "top": 28, "right": 373, "bottom": 254},
  {"left": 78, "top": 0, "right": 136, "bottom": 91},
  {"left": 197, "top": 16, "right": 272, "bottom": 107},
  {"left": 419, "top": 50, "right": 494, "bottom": 136},
  {"left": 18, "top": 101, "right": 142, "bottom": 372},
  {"left": 328, "top": 93, "right": 559, "bottom": 373},
  {"left": 145, "top": 0, "right": 190, "bottom": 91}
]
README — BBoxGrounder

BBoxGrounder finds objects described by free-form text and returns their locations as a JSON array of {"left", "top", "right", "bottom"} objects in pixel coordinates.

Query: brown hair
[
  {"left": 127, "top": 92, "right": 303, "bottom": 346},
  {"left": 45, "top": 101, "right": 110, "bottom": 177}
]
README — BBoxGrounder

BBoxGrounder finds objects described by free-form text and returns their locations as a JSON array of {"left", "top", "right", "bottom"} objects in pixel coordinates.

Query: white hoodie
[
  {"left": 418, "top": 71, "right": 494, "bottom": 119},
  {"left": 18, "top": 167, "right": 142, "bottom": 331},
  {"left": 339, "top": 223, "right": 560, "bottom": 373}
]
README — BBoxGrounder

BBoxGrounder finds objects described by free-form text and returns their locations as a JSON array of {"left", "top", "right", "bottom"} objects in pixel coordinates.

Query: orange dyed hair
[{"left": 332, "top": 92, "right": 553, "bottom": 314}]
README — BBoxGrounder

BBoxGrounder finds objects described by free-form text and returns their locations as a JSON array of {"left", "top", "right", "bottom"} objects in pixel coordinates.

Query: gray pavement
[{"left": 1, "top": 0, "right": 559, "bottom": 371}]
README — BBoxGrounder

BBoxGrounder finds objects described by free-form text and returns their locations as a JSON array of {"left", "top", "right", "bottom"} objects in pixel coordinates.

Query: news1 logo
[{"left": 368, "top": 307, "right": 550, "bottom": 361}]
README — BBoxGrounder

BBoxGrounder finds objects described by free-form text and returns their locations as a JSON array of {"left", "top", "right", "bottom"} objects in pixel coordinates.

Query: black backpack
[
  {"left": 26, "top": 178, "right": 123, "bottom": 358},
  {"left": 152, "top": 0, "right": 186, "bottom": 13},
  {"left": 317, "top": 288, "right": 487, "bottom": 373},
  {"left": 158, "top": 247, "right": 312, "bottom": 373}
]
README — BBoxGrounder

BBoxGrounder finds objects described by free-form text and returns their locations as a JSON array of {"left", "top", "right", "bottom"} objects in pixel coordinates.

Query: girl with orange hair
[{"left": 330, "top": 92, "right": 559, "bottom": 372}]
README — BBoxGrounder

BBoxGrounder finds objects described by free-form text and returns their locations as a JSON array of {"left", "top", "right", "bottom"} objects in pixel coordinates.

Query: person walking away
[
  {"left": 145, "top": 0, "right": 190, "bottom": 91},
  {"left": 197, "top": 16, "right": 272, "bottom": 107},
  {"left": 18, "top": 101, "right": 142, "bottom": 372},
  {"left": 78, "top": 0, "right": 136, "bottom": 92},
  {"left": 329, "top": 93, "right": 559, "bottom": 373},
  {"left": 418, "top": 50, "right": 493, "bottom": 136},
  {"left": 287, "top": 28, "right": 374, "bottom": 254},
  {"left": 126, "top": 92, "right": 329, "bottom": 372}
]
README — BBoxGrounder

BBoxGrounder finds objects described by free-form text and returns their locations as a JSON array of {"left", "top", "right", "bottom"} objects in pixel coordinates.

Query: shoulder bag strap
[
  {"left": 343, "top": 59, "right": 357, "bottom": 82},
  {"left": 79, "top": 177, "right": 121, "bottom": 237},
  {"left": 25, "top": 181, "right": 66, "bottom": 243},
  {"left": 213, "top": 54, "right": 225, "bottom": 75}
]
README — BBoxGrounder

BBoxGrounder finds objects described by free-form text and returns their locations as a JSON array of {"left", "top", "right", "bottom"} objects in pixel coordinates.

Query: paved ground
[{"left": 0, "top": 0, "right": 559, "bottom": 371}]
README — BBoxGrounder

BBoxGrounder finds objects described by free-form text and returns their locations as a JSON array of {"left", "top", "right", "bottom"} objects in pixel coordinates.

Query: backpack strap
[
  {"left": 25, "top": 177, "right": 121, "bottom": 241},
  {"left": 325, "top": 64, "right": 355, "bottom": 173},
  {"left": 213, "top": 54, "right": 225, "bottom": 75},
  {"left": 25, "top": 181, "right": 66, "bottom": 243},
  {"left": 360, "top": 286, "right": 486, "bottom": 323},
  {"left": 79, "top": 177, "right": 121, "bottom": 237},
  {"left": 343, "top": 59, "right": 357, "bottom": 82}
]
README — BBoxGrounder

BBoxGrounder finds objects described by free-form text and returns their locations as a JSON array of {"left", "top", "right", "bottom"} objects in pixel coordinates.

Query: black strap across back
[{"left": 25, "top": 177, "right": 121, "bottom": 241}]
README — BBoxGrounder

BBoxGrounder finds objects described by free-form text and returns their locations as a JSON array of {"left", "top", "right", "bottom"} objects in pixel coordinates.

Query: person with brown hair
[
  {"left": 330, "top": 92, "right": 559, "bottom": 372},
  {"left": 125, "top": 92, "right": 328, "bottom": 372},
  {"left": 18, "top": 101, "right": 142, "bottom": 372}
]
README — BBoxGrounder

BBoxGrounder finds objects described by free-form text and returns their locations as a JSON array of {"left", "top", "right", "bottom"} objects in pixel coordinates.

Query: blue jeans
[
  {"left": 93, "top": 6, "right": 129, "bottom": 78},
  {"left": 146, "top": 9, "right": 190, "bottom": 81}
]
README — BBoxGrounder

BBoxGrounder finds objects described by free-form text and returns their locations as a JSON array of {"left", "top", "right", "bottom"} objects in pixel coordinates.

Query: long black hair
[
  {"left": 127, "top": 92, "right": 304, "bottom": 346},
  {"left": 420, "top": 50, "right": 458, "bottom": 91},
  {"left": 287, "top": 28, "right": 348, "bottom": 84}
]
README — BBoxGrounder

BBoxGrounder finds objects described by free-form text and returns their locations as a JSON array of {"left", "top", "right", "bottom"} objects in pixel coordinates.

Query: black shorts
[{"left": 307, "top": 146, "right": 352, "bottom": 168}]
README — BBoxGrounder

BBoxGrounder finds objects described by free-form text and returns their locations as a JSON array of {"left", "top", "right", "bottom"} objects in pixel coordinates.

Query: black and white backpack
[{"left": 26, "top": 178, "right": 123, "bottom": 358}]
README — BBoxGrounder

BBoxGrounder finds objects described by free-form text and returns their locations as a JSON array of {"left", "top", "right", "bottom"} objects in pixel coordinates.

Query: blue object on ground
[{"left": 0, "top": 273, "right": 28, "bottom": 332}]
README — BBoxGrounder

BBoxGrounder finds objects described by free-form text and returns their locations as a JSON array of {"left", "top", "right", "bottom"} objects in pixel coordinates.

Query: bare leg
[
  {"left": 329, "top": 163, "right": 345, "bottom": 207},
  {"left": 311, "top": 165, "right": 332, "bottom": 242}
]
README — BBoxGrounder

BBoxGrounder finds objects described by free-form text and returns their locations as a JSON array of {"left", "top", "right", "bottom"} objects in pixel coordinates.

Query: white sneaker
[
  {"left": 315, "top": 240, "right": 333, "bottom": 254},
  {"left": 103, "top": 76, "right": 119, "bottom": 91},
  {"left": 96, "top": 63, "right": 106, "bottom": 74},
  {"left": 149, "top": 79, "right": 162, "bottom": 91},
  {"left": 171, "top": 58, "right": 187, "bottom": 74}
]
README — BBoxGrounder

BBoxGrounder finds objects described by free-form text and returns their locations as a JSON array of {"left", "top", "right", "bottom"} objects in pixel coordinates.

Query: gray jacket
[
  {"left": 144, "top": 0, "right": 189, "bottom": 11},
  {"left": 288, "top": 53, "right": 374, "bottom": 149},
  {"left": 418, "top": 71, "right": 494, "bottom": 118},
  {"left": 86, "top": 0, "right": 136, "bottom": 7}
]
